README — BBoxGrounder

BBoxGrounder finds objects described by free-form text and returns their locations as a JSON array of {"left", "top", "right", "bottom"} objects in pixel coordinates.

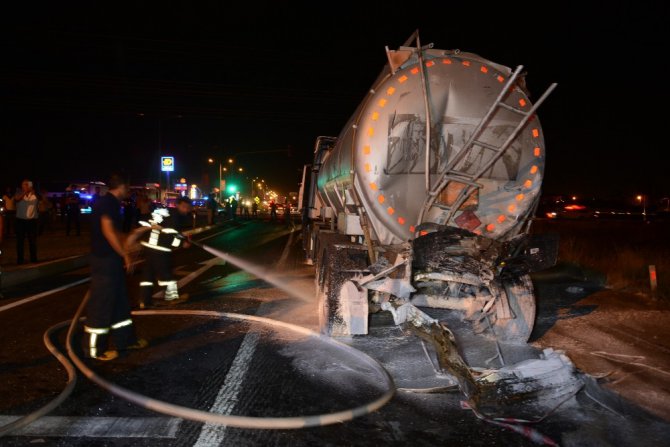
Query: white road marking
[
  {"left": 193, "top": 229, "right": 286, "bottom": 445},
  {"left": 0, "top": 278, "right": 90, "bottom": 313},
  {"left": 193, "top": 330, "right": 260, "bottom": 446},
  {"left": 0, "top": 416, "right": 182, "bottom": 438}
]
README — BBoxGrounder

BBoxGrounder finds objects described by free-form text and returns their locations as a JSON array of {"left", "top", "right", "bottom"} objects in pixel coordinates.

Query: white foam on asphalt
[{"left": 0, "top": 416, "right": 181, "bottom": 438}]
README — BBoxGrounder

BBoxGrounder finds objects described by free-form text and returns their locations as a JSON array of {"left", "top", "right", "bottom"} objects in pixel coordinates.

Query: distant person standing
[
  {"left": 91, "top": 186, "right": 102, "bottom": 205},
  {"left": 206, "top": 193, "right": 218, "bottom": 225},
  {"left": 59, "top": 194, "right": 67, "bottom": 222},
  {"left": 122, "top": 192, "right": 136, "bottom": 233},
  {"left": 251, "top": 201, "right": 258, "bottom": 219},
  {"left": 14, "top": 179, "right": 39, "bottom": 264},
  {"left": 85, "top": 173, "right": 146, "bottom": 361},
  {"left": 65, "top": 188, "right": 81, "bottom": 236},
  {"left": 230, "top": 197, "right": 238, "bottom": 221},
  {"left": 269, "top": 200, "right": 278, "bottom": 222},
  {"left": 242, "top": 200, "right": 250, "bottom": 219},
  {"left": 174, "top": 196, "right": 194, "bottom": 231},
  {"left": 38, "top": 189, "right": 54, "bottom": 235},
  {"left": 223, "top": 199, "right": 230, "bottom": 220},
  {"left": 284, "top": 200, "right": 295, "bottom": 230},
  {"left": 136, "top": 190, "right": 153, "bottom": 223},
  {"left": 2, "top": 187, "right": 16, "bottom": 238},
  {"left": 226, "top": 198, "right": 234, "bottom": 220}
]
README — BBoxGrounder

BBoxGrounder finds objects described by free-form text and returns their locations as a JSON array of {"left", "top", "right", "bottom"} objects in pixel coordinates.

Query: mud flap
[
  {"left": 316, "top": 242, "right": 369, "bottom": 336},
  {"left": 338, "top": 281, "right": 369, "bottom": 335}
]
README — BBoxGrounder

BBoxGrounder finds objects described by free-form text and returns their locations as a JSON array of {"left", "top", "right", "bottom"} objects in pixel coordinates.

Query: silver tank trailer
[
  {"left": 303, "top": 34, "right": 572, "bottom": 420},
  {"left": 317, "top": 49, "right": 548, "bottom": 243},
  {"left": 307, "top": 34, "right": 557, "bottom": 347}
]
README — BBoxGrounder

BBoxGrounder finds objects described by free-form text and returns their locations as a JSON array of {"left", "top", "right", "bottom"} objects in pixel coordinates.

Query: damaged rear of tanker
[{"left": 299, "top": 31, "right": 571, "bottom": 416}]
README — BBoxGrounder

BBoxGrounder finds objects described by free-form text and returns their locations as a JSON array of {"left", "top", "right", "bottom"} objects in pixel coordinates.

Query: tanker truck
[{"left": 299, "top": 32, "right": 566, "bottom": 409}]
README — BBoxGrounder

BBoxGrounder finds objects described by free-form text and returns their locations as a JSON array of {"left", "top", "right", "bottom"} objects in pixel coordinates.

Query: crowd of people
[
  {"left": 212, "top": 193, "right": 293, "bottom": 226},
  {"left": 1, "top": 179, "right": 297, "bottom": 269},
  {"left": 0, "top": 181, "right": 182, "bottom": 266}
]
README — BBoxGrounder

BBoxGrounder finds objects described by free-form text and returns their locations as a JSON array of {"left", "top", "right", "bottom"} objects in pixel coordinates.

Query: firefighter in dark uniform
[
  {"left": 136, "top": 204, "right": 187, "bottom": 309},
  {"left": 85, "top": 174, "right": 146, "bottom": 361}
]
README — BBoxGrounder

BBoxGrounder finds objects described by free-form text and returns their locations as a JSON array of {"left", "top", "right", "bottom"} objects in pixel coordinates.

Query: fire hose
[{"left": 0, "top": 235, "right": 396, "bottom": 436}]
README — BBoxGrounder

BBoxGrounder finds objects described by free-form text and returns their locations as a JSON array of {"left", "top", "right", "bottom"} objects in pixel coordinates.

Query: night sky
[{"left": 1, "top": 2, "right": 667, "bottom": 199}]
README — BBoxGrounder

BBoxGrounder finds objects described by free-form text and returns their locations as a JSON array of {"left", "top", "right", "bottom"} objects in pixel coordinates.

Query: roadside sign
[{"left": 161, "top": 156, "right": 175, "bottom": 172}]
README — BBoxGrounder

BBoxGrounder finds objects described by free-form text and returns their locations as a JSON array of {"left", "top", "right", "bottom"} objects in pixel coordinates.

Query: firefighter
[
  {"left": 85, "top": 173, "right": 146, "bottom": 361},
  {"left": 284, "top": 200, "right": 294, "bottom": 230},
  {"left": 135, "top": 206, "right": 188, "bottom": 309}
]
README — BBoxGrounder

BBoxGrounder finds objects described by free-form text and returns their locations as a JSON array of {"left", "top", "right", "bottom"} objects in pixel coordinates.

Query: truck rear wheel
[{"left": 493, "top": 274, "right": 536, "bottom": 343}]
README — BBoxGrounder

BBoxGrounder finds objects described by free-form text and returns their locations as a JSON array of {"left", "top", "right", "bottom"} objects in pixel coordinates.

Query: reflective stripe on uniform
[
  {"left": 85, "top": 326, "right": 109, "bottom": 358},
  {"left": 164, "top": 281, "right": 179, "bottom": 300},
  {"left": 111, "top": 319, "right": 133, "bottom": 330},
  {"left": 161, "top": 228, "right": 179, "bottom": 234},
  {"left": 140, "top": 281, "right": 154, "bottom": 287},
  {"left": 138, "top": 221, "right": 151, "bottom": 227},
  {"left": 149, "top": 230, "right": 160, "bottom": 246},
  {"left": 84, "top": 326, "right": 110, "bottom": 335},
  {"left": 90, "top": 333, "right": 98, "bottom": 358},
  {"left": 171, "top": 238, "right": 181, "bottom": 247},
  {"left": 158, "top": 280, "right": 177, "bottom": 287}
]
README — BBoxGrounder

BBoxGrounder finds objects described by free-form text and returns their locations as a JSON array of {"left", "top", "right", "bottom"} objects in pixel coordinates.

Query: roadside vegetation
[{"left": 530, "top": 218, "right": 670, "bottom": 300}]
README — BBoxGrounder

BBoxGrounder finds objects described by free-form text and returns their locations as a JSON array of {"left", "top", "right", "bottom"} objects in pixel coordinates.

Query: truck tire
[{"left": 493, "top": 274, "right": 536, "bottom": 343}]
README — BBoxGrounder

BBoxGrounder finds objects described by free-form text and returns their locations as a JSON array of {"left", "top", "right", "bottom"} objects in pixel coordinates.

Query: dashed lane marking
[{"left": 192, "top": 326, "right": 261, "bottom": 446}]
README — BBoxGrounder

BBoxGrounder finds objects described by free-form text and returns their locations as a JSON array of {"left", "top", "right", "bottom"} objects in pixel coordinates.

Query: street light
[
  {"left": 637, "top": 194, "right": 647, "bottom": 221},
  {"left": 251, "top": 177, "right": 265, "bottom": 198},
  {"left": 208, "top": 158, "right": 223, "bottom": 201}
]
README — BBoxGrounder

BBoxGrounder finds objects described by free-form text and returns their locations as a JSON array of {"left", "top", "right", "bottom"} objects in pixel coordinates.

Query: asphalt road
[{"left": 1, "top": 219, "right": 669, "bottom": 446}]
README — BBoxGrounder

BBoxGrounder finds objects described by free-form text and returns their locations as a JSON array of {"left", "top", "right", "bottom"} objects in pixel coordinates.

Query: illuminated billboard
[{"left": 161, "top": 156, "right": 175, "bottom": 172}]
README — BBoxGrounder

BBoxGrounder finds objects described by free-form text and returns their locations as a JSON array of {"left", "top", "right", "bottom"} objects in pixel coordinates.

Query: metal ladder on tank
[{"left": 417, "top": 65, "right": 558, "bottom": 226}]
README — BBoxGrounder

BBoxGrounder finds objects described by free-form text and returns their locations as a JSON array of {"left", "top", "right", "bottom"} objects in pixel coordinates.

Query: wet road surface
[{"left": 1, "top": 219, "right": 669, "bottom": 446}]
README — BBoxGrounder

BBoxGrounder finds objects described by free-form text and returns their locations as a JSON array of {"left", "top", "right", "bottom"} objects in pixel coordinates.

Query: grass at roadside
[{"left": 530, "top": 218, "right": 670, "bottom": 299}]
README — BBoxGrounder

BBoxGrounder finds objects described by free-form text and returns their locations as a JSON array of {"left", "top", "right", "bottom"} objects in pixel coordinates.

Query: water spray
[{"left": 183, "top": 234, "right": 314, "bottom": 302}]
